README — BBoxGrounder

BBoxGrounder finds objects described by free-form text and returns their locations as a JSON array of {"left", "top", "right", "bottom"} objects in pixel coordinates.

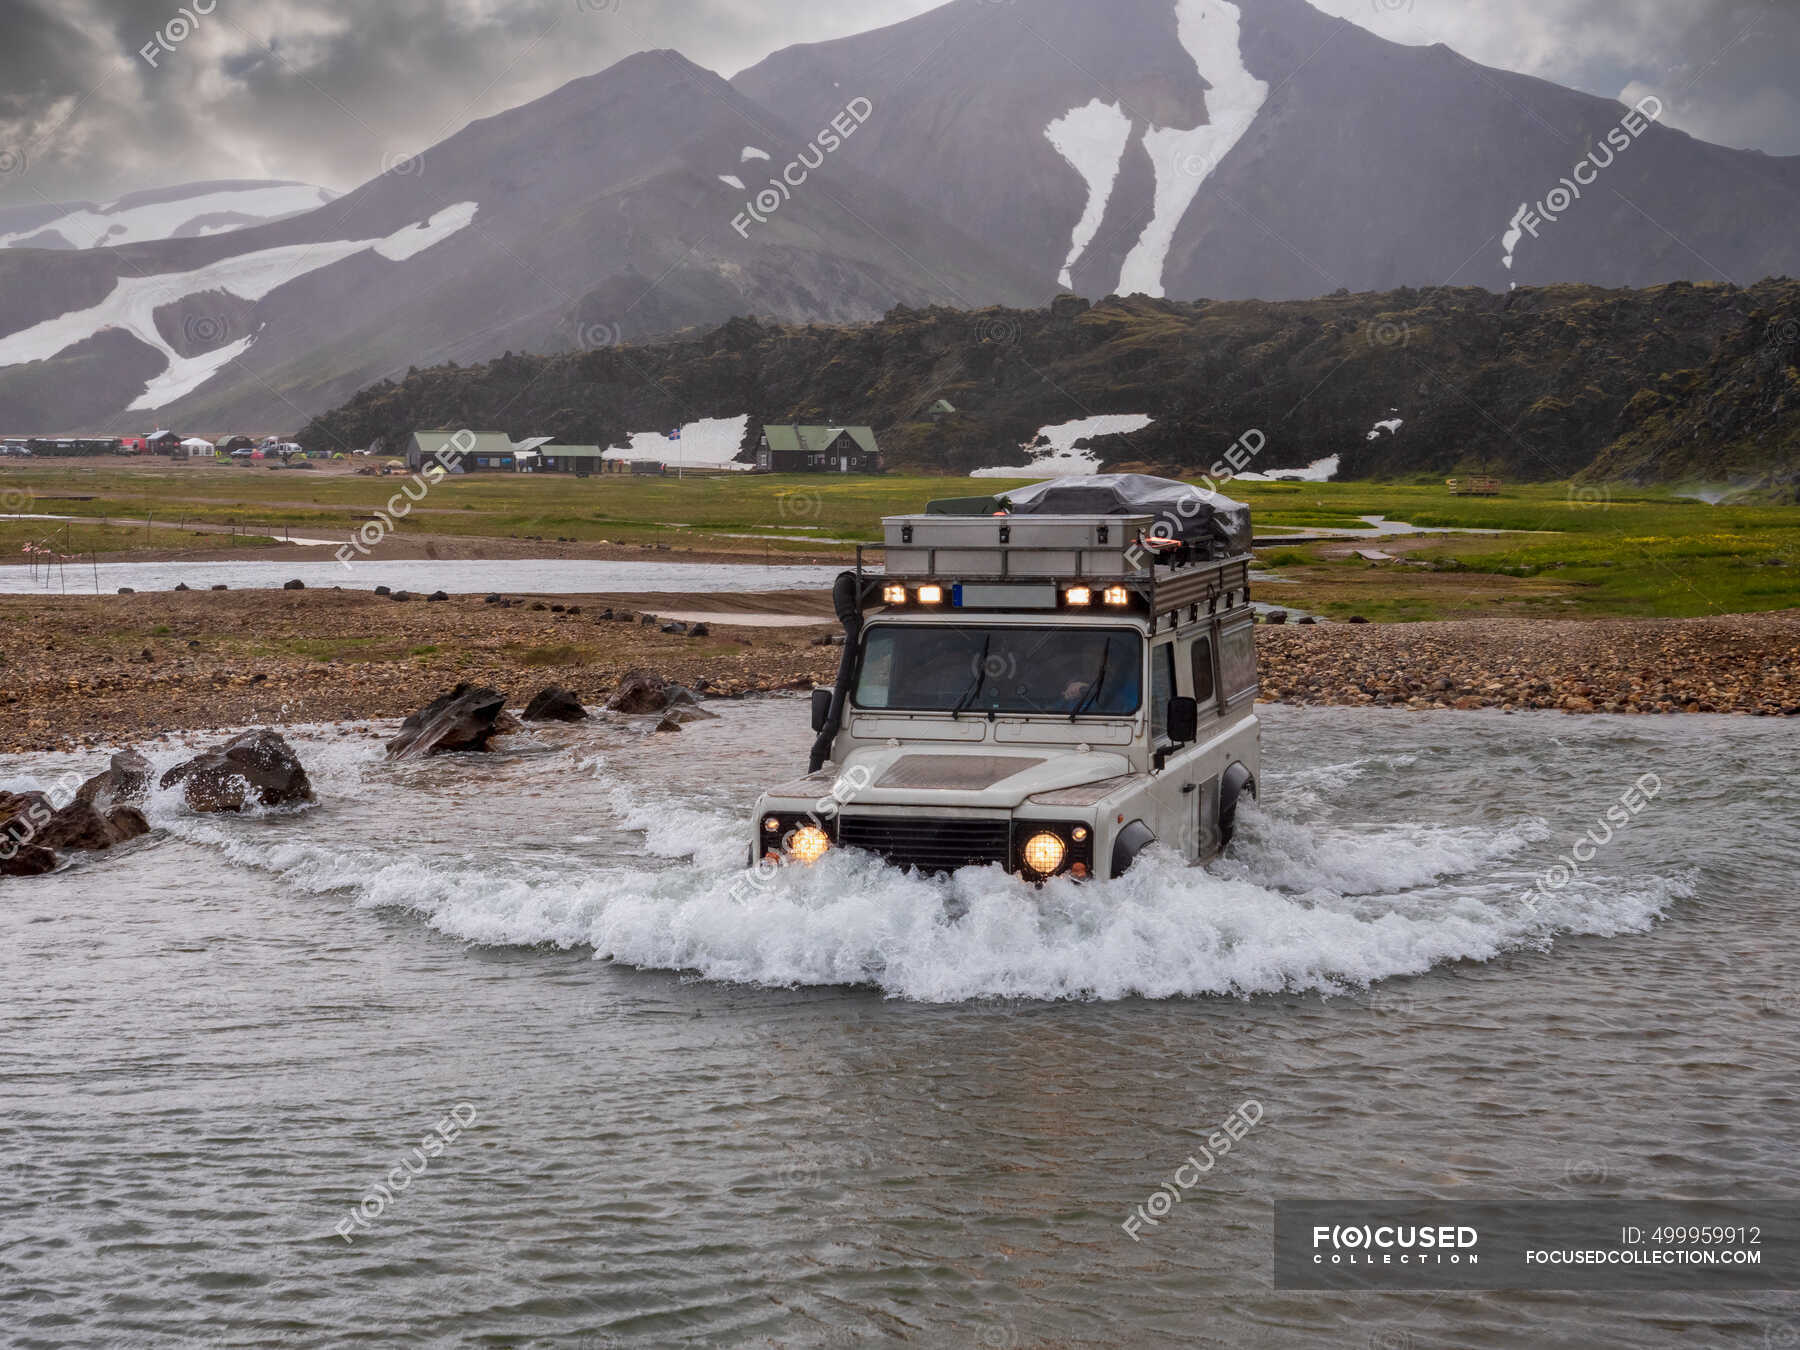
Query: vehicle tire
[
  {"left": 1110, "top": 820, "right": 1157, "bottom": 878},
  {"left": 1219, "top": 763, "right": 1256, "bottom": 849}
]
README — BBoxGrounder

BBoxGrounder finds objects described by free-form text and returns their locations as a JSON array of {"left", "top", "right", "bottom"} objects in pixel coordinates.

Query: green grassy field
[{"left": 1, "top": 460, "right": 1794, "bottom": 618}]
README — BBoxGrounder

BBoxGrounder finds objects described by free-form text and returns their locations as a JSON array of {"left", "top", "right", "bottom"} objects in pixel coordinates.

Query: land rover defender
[{"left": 749, "top": 474, "right": 1261, "bottom": 882}]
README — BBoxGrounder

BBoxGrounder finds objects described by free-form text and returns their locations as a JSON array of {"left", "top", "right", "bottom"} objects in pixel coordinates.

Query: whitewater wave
[{"left": 149, "top": 737, "right": 1689, "bottom": 1004}]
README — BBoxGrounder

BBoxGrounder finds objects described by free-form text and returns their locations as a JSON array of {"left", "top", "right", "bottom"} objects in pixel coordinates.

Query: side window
[
  {"left": 1149, "top": 644, "right": 1176, "bottom": 741},
  {"left": 1217, "top": 622, "right": 1257, "bottom": 700},
  {"left": 1190, "top": 636, "right": 1215, "bottom": 706}
]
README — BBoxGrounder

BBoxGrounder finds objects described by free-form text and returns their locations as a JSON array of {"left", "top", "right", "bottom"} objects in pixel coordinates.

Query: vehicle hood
[{"left": 769, "top": 746, "right": 1134, "bottom": 811}]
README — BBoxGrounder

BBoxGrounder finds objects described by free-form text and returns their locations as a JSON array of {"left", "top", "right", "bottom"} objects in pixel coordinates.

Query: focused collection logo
[{"left": 1311, "top": 1222, "right": 1480, "bottom": 1266}]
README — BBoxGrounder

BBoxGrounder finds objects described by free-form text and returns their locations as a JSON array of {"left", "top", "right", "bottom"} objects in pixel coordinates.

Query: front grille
[{"left": 837, "top": 815, "right": 1011, "bottom": 874}]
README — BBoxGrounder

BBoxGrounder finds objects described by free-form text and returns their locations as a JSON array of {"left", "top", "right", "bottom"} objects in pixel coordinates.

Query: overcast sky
[{"left": 1, "top": 0, "right": 1794, "bottom": 206}]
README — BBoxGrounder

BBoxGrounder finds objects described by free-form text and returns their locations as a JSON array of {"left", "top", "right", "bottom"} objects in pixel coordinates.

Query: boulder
[
  {"left": 605, "top": 669, "right": 700, "bottom": 715},
  {"left": 211, "top": 584, "right": 228, "bottom": 590},
  {"left": 174, "top": 582, "right": 190, "bottom": 591},
  {"left": 37, "top": 800, "right": 151, "bottom": 851},
  {"left": 283, "top": 579, "right": 305, "bottom": 590},
  {"left": 427, "top": 590, "right": 448, "bottom": 602},
  {"left": 1264, "top": 609, "right": 1288, "bottom": 625},
  {"left": 75, "top": 749, "right": 153, "bottom": 809},
  {"left": 386, "top": 683, "right": 511, "bottom": 759},
  {"left": 160, "top": 729, "right": 317, "bottom": 811},
  {"left": 523, "top": 686, "right": 588, "bottom": 722},
  {"left": 689, "top": 622, "right": 710, "bottom": 637},
  {"left": 0, "top": 843, "right": 59, "bottom": 877},
  {"left": 374, "top": 585, "right": 392, "bottom": 596}
]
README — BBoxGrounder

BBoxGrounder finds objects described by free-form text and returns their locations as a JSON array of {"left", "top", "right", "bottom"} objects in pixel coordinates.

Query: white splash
[
  {"left": 970, "top": 413, "right": 1154, "bottom": 477},
  {"left": 1117, "top": 0, "right": 1268, "bottom": 297},
  {"left": 1044, "top": 98, "right": 1133, "bottom": 289},
  {"left": 0, "top": 202, "right": 480, "bottom": 410}
]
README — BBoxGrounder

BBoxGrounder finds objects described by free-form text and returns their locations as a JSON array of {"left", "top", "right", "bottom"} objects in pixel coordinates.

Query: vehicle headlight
[
  {"left": 1022, "top": 831, "right": 1067, "bottom": 876},
  {"left": 788, "top": 824, "right": 832, "bottom": 864}
]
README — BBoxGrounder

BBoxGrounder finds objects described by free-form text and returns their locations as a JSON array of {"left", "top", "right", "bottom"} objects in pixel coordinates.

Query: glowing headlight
[
  {"left": 787, "top": 824, "right": 832, "bottom": 864},
  {"left": 1103, "top": 585, "right": 1129, "bottom": 606},
  {"left": 881, "top": 583, "right": 907, "bottom": 605},
  {"left": 1022, "top": 831, "right": 1067, "bottom": 875},
  {"left": 916, "top": 584, "right": 944, "bottom": 605},
  {"left": 1065, "top": 586, "right": 1092, "bottom": 606}
]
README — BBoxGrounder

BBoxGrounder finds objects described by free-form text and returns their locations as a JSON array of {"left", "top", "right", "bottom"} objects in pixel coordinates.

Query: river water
[
  {"left": 3, "top": 703, "right": 1795, "bottom": 1347},
  {"left": 0, "top": 558, "right": 854, "bottom": 596}
]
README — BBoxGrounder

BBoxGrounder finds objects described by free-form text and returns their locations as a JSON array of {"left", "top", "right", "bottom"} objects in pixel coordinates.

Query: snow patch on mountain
[
  {"left": 1045, "top": 99, "right": 1133, "bottom": 290},
  {"left": 604, "top": 415, "right": 753, "bottom": 470},
  {"left": 0, "top": 202, "right": 479, "bottom": 410},
  {"left": 1366, "top": 416, "right": 1404, "bottom": 441},
  {"left": 970, "top": 413, "right": 1154, "bottom": 477},
  {"left": 1236, "top": 454, "right": 1339, "bottom": 482},
  {"left": 1117, "top": 0, "right": 1268, "bottom": 298},
  {"left": 0, "top": 183, "right": 335, "bottom": 250}
]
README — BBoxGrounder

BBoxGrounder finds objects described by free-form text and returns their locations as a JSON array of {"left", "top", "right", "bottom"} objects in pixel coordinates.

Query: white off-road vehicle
[{"left": 749, "top": 474, "right": 1261, "bottom": 882}]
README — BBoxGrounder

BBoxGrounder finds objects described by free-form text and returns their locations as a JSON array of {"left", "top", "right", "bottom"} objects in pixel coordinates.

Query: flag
[{"left": 666, "top": 427, "right": 681, "bottom": 441}]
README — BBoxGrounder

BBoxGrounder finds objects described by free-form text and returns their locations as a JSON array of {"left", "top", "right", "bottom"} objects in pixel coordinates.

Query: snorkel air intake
[{"left": 808, "top": 570, "right": 864, "bottom": 772}]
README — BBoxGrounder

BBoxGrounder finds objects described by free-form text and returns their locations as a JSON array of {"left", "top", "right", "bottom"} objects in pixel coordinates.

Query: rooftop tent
[{"left": 997, "top": 473, "right": 1253, "bottom": 558}]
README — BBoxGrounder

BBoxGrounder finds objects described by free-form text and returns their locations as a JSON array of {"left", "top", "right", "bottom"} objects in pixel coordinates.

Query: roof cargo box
[{"left": 997, "top": 474, "right": 1250, "bottom": 558}]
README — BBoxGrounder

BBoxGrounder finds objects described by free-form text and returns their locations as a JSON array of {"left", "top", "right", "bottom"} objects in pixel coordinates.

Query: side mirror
[
  {"left": 811, "top": 687, "right": 835, "bottom": 733},
  {"left": 1166, "top": 695, "right": 1198, "bottom": 746}
]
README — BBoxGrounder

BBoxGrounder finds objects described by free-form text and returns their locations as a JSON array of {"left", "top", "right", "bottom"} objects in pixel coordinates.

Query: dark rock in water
[
  {"left": 523, "top": 686, "right": 588, "bottom": 722},
  {"left": 652, "top": 711, "right": 684, "bottom": 733},
  {"left": 211, "top": 584, "right": 228, "bottom": 591},
  {"left": 37, "top": 799, "right": 150, "bottom": 851},
  {"left": 174, "top": 582, "right": 190, "bottom": 591},
  {"left": 387, "top": 683, "right": 511, "bottom": 758},
  {"left": 284, "top": 579, "right": 305, "bottom": 590},
  {"left": 160, "top": 729, "right": 316, "bottom": 811},
  {"left": 375, "top": 585, "right": 392, "bottom": 596},
  {"left": 427, "top": 590, "right": 448, "bottom": 602},
  {"left": 76, "top": 749, "right": 153, "bottom": 809},
  {"left": 118, "top": 587, "right": 134, "bottom": 594},
  {"left": 0, "top": 842, "right": 59, "bottom": 876},
  {"left": 689, "top": 622, "right": 710, "bottom": 637},
  {"left": 1, "top": 790, "right": 56, "bottom": 845},
  {"left": 605, "top": 669, "right": 700, "bottom": 715}
]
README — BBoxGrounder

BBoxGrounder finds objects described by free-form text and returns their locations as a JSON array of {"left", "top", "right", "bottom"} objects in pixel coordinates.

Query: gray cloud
[{"left": 1, "top": 0, "right": 1794, "bottom": 208}]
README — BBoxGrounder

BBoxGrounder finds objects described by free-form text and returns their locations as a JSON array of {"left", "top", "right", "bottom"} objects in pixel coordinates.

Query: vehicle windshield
[{"left": 854, "top": 625, "right": 1143, "bottom": 716}]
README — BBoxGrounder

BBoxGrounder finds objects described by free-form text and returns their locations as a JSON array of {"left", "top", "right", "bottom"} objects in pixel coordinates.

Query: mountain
[
  {"left": 0, "top": 51, "right": 1043, "bottom": 435},
  {"left": 297, "top": 280, "right": 1800, "bottom": 487},
  {"left": 3, "top": 0, "right": 1800, "bottom": 436},
  {"left": 736, "top": 0, "right": 1800, "bottom": 300},
  {"left": 0, "top": 180, "right": 337, "bottom": 250}
]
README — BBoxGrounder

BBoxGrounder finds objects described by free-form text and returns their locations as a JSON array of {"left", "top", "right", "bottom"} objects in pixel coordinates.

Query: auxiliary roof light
[
  {"left": 916, "top": 584, "right": 944, "bottom": 605},
  {"left": 1065, "top": 586, "right": 1093, "bottom": 606},
  {"left": 1103, "top": 585, "right": 1130, "bottom": 607},
  {"left": 881, "top": 583, "right": 908, "bottom": 605}
]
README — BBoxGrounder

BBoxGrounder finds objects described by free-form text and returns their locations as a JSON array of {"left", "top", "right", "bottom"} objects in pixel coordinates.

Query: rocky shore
[
  {"left": 2, "top": 591, "right": 1798, "bottom": 753},
  {"left": 1258, "top": 610, "right": 1800, "bottom": 715}
]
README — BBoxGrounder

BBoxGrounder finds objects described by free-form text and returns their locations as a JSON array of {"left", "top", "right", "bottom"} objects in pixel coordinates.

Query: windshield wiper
[
  {"left": 1070, "top": 641, "right": 1111, "bottom": 720},
  {"left": 951, "top": 633, "right": 992, "bottom": 719}
]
